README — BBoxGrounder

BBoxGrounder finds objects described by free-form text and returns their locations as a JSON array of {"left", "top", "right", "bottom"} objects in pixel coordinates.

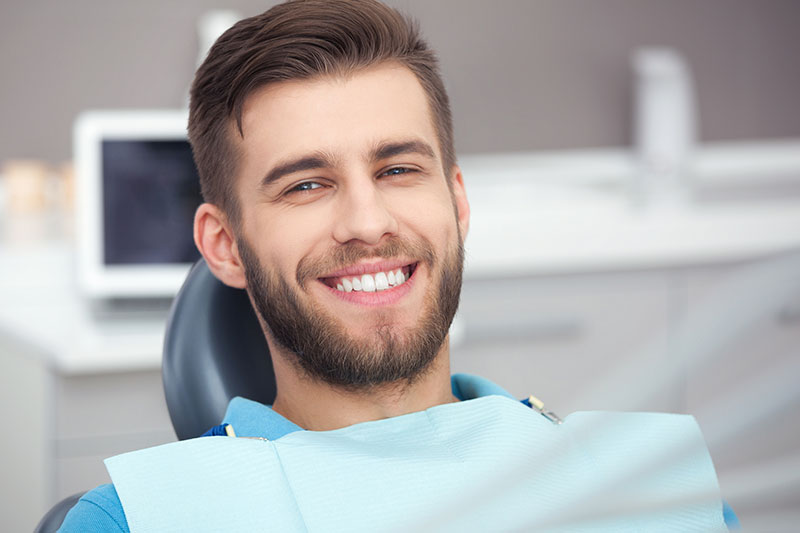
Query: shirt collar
[{"left": 223, "top": 373, "right": 514, "bottom": 439}]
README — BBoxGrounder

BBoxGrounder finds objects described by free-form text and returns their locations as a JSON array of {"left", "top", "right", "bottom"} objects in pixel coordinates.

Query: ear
[
  {"left": 450, "top": 165, "right": 470, "bottom": 239},
  {"left": 194, "top": 203, "right": 247, "bottom": 289}
]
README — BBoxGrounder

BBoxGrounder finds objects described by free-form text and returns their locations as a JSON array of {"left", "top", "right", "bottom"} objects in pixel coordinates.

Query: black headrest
[{"left": 162, "top": 259, "right": 276, "bottom": 440}]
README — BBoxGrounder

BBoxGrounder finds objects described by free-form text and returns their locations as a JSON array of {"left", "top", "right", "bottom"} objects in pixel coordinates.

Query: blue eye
[
  {"left": 382, "top": 167, "right": 412, "bottom": 177},
  {"left": 289, "top": 181, "right": 322, "bottom": 193}
]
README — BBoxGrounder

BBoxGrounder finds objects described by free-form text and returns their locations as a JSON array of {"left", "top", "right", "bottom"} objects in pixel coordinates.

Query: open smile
[
  {"left": 314, "top": 258, "right": 420, "bottom": 309},
  {"left": 320, "top": 262, "right": 418, "bottom": 293}
]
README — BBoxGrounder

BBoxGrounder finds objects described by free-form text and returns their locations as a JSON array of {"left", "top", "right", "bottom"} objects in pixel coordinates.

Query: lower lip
[{"left": 319, "top": 269, "right": 417, "bottom": 307}]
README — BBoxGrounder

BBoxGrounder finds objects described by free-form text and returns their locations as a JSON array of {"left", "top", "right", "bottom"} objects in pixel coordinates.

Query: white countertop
[
  {"left": 2, "top": 139, "right": 800, "bottom": 374},
  {"left": 0, "top": 241, "right": 167, "bottom": 374},
  {"left": 459, "top": 139, "right": 800, "bottom": 275},
  {"left": 465, "top": 193, "right": 800, "bottom": 277}
]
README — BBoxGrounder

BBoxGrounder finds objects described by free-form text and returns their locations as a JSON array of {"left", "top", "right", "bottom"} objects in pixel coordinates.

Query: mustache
[{"left": 296, "top": 236, "right": 436, "bottom": 287}]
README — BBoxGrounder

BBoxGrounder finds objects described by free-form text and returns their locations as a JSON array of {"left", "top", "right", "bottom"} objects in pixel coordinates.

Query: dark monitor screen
[{"left": 102, "top": 140, "right": 203, "bottom": 265}]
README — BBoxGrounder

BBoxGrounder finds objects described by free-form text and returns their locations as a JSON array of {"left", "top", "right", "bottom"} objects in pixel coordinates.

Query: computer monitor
[{"left": 74, "top": 110, "right": 203, "bottom": 298}]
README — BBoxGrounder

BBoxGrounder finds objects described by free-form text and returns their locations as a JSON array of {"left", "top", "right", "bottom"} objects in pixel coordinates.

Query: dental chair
[{"left": 34, "top": 259, "right": 275, "bottom": 532}]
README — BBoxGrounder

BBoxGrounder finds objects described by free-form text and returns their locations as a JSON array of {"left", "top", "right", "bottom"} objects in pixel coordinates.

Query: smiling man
[
  {"left": 206, "top": 64, "right": 469, "bottom": 430},
  {"left": 59, "top": 1, "right": 736, "bottom": 531}
]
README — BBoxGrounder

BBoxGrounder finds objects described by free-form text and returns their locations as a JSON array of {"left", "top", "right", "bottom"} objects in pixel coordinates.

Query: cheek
[
  {"left": 396, "top": 192, "right": 459, "bottom": 242},
  {"left": 248, "top": 208, "right": 332, "bottom": 276}
]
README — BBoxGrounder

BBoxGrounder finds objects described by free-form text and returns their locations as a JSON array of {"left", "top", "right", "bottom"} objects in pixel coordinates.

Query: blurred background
[
  {"left": 1, "top": 0, "right": 799, "bottom": 531},
  {"left": 2, "top": 0, "right": 800, "bottom": 161}
]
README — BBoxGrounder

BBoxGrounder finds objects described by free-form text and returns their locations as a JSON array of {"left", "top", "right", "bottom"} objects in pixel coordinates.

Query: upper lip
[{"left": 320, "top": 259, "right": 416, "bottom": 279}]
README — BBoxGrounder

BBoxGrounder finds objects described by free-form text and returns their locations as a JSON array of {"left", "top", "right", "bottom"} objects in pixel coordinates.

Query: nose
[{"left": 331, "top": 181, "right": 399, "bottom": 245}]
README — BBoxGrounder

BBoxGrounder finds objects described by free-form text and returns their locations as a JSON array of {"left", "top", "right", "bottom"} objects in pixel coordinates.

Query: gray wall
[{"left": 1, "top": 0, "right": 799, "bottom": 164}]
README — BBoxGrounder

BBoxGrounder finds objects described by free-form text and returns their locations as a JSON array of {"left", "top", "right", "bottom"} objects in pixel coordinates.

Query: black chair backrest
[
  {"left": 33, "top": 492, "right": 85, "bottom": 533},
  {"left": 162, "top": 258, "right": 276, "bottom": 440}
]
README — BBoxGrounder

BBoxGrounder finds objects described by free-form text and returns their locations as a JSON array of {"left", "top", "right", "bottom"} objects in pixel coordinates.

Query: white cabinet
[
  {"left": 53, "top": 370, "right": 175, "bottom": 498},
  {"left": 681, "top": 257, "right": 800, "bottom": 528},
  {"left": 0, "top": 352, "right": 173, "bottom": 531},
  {"left": 452, "top": 270, "right": 678, "bottom": 414}
]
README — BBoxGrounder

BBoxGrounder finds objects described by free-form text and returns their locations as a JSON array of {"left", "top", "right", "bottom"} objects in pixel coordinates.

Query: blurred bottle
[
  {"left": 196, "top": 10, "right": 242, "bottom": 68},
  {"left": 1, "top": 159, "right": 74, "bottom": 244},
  {"left": 182, "top": 10, "right": 242, "bottom": 108},
  {"left": 632, "top": 48, "right": 698, "bottom": 208},
  {"left": 3, "top": 160, "right": 49, "bottom": 214}
]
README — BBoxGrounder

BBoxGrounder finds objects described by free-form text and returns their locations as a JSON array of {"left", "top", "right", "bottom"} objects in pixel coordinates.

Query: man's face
[{"left": 231, "top": 64, "right": 469, "bottom": 388}]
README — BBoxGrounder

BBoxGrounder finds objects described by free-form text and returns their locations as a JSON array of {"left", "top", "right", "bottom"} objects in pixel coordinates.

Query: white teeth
[
  {"left": 332, "top": 266, "right": 412, "bottom": 292},
  {"left": 361, "top": 274, "right": 376, "bottom": 292}
]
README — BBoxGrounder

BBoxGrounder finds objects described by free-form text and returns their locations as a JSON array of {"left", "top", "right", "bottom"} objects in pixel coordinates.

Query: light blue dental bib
[{"left": 105, "top": 396, "right": 727, "bottom": 532}]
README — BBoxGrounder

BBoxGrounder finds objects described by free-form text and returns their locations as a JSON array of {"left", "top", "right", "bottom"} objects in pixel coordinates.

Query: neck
[{"left": 269, "top": 339, "right": 457, "bottom": 431}]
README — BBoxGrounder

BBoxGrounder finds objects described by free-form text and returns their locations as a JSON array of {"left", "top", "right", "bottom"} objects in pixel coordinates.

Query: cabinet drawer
[
  {"left": 54, "top": 369, "right": 174, "bottom": 440},
  {"left": 682, "top": 259, "right": 800, "bottom": 466}
]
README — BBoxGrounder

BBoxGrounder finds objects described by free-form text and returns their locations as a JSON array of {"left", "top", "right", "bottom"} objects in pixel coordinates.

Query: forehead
[{"left": 236, "top": 64, "right": 441, "bottom": 173}]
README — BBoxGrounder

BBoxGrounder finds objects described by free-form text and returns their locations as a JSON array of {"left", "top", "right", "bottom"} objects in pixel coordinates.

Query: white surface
[
  {"left": 465, "top": 195, "right": 800, "bottom": 277},
  {"left": 459, "top": 138, "right": 800, "bottom": 276},
  {"left": 2, "top": 139, "right": 800, "bottom": 373}
]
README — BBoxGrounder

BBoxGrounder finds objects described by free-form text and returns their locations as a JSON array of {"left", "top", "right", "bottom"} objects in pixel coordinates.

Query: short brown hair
[{"left": 188, "top": 0, "right": 455, "bottom": 224}]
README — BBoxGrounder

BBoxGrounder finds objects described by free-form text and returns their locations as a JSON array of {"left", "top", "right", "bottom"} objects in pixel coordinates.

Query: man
[{"left": 60, "top": 1, "right": 735, "bottom": 530}]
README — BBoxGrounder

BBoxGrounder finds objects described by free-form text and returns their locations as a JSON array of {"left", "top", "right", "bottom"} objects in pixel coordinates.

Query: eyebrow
[
  {"left": 370, "top": 139, "right": 436, "bottom": 162},
  {"left": 260, "top": 153, "right": 335, "bottom": 189}
]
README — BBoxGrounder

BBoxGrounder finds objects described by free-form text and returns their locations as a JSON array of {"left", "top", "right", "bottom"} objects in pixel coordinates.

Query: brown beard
[{"left": 237, "top": 232, "right": 464, "bottom": 391}]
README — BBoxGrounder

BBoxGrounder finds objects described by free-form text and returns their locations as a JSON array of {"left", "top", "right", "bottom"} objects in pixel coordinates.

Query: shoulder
[{"left": 58, "top": 483, "right": 129, "bottom": 533}]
